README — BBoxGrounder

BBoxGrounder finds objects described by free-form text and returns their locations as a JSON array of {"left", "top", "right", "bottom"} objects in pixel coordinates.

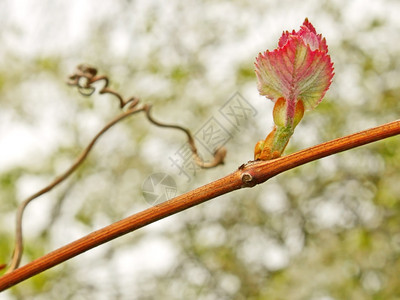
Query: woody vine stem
[{"left": 0, "top": 117, "right": 399, "bottom": 290}]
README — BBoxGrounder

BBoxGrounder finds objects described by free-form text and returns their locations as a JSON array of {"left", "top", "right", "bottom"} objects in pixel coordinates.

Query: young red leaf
[
  {"left": 255, "top": 18, "right": 334, "bottom": 111},
  {"left": 253, "top": 19, "right": 334, "bottom": 161}
]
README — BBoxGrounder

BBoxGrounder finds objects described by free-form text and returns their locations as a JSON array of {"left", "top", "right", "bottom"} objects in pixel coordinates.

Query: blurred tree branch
[{"left": 0, "top": 118, "right": 399, "bottom": 290}]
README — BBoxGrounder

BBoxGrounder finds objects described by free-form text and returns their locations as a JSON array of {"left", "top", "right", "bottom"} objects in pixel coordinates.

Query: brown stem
[{"left": 1, "top": 119, "right": 399, "bottom": 290}]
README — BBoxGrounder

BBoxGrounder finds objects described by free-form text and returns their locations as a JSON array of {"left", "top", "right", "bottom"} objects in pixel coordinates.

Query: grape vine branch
[{"left": 0, "top": 117, "right": 399, "bottom": 290}]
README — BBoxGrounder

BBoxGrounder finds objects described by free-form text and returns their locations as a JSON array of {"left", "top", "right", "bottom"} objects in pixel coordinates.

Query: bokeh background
[{"left": 1, "top": 0, "right": 400, "bottom": 299}]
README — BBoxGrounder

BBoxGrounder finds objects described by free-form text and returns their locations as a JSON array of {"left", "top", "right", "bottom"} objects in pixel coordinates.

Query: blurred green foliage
[{"left": 1, "top": 0, "right": 400, "bottom": 299}]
